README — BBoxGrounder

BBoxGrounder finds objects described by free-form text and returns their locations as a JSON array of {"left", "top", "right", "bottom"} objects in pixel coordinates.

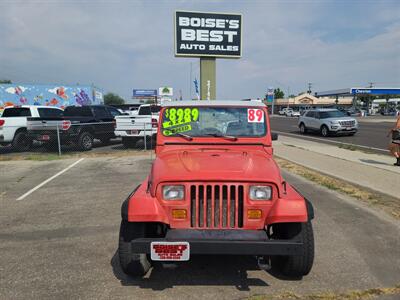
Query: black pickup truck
[{"left": 27, "top": 105, "right": 122, "bottom": 151}]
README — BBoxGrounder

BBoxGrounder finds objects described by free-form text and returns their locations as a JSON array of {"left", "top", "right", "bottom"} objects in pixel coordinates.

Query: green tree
[
  {"left": 274, "top": 88, "right": 285, "bottom": 99},
  {"left": 0, "top": 79, "right": 12, "bottom": 84},
  {"left": 104, "top": 92, "right": 125, "bottom": 105}
]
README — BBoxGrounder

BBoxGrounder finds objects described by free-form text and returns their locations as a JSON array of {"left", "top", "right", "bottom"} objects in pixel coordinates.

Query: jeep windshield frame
[{"left": 160, "top": 106, "right": 268, "bottom": 139}]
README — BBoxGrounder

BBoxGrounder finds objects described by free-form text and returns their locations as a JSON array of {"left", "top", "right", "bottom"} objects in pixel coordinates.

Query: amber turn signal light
[
  {"left": 247, "top": 209, "right": 262, "bottom": 219},
  {"left": 172, "top": 209, "right": 187, "bottom": 219}
]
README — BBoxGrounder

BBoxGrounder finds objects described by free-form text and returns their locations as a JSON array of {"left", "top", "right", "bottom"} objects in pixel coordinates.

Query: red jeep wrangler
[{"left": 119, "top": 101, "right": 314, "bottom": 277}]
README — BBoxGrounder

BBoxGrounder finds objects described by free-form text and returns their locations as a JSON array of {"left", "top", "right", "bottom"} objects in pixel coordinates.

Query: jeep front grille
[{"left": 190, "top": 184, "right": 244, "bottom": 228}]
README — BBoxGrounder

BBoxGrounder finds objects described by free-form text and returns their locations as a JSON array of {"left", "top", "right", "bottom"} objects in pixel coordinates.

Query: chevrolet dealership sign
[{"left": 175, "top": 11, "right": 242, "bottom": 58}]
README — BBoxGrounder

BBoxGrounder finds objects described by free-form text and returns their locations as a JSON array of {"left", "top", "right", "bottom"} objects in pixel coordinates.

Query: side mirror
[{"left": 271, "top": 132, "right": 279, "bottom": 141}]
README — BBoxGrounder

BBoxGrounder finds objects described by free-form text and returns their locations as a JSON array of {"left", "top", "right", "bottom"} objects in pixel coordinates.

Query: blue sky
[{"left": 0, "top": 0, "right": 399, "bottom": 100}]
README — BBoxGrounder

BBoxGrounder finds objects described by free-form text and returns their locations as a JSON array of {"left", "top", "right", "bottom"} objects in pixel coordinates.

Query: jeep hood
[{"left": 150, "top": 149, "right": 283, "bottom": 192}]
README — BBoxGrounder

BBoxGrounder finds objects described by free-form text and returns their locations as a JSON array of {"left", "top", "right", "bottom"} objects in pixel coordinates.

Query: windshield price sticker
[
  {"left": 247, "top": 108, "right": 264, "bottom": 123},
  {"left": 163, "top": 124, "right": 192, "bottom": 136},
  {"left": 163, "top": 107, "right": 199, "bottom": 128},
  {"left": 150, "top": 241, "right": 190, "bottom": 261}
]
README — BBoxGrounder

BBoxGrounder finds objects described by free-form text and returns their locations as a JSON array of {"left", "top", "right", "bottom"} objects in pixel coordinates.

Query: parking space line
[{"left": 16, "top": 158, "right": 85, "bottom": 201}]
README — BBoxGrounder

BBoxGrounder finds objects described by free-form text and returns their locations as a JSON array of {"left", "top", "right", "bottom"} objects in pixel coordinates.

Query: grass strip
[{"left": 275, "top": 157, "right": 400, "bottom": 220}]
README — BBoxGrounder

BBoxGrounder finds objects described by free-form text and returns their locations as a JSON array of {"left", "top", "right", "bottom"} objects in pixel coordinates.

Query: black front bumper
[{"left": 131, "top": 229, "right": 302, "bottom": 256}]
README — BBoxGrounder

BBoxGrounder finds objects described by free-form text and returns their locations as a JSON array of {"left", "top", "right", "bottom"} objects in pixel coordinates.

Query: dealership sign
[
  {"left": 351, "top": 88, "right": 400, "bottom": 95},
  {"left": 159, "top": 86, "right": 173, "bottom": 96},
  {"left": 175, "top": 11, "right": 242, "bottom": 58},
  {"left": 267, "top": 87, "right": 274, "bottom": 103},
  {"left": 133, "top": 89, "right": 157, "bottom": 97}
]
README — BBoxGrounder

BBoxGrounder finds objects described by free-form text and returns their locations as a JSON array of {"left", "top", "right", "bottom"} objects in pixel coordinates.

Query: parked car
[
  {"left": 0, "top": 105, "right": 63, "bottom": 151},
  {"left": 118, "top": 100, "right": 315, "bottom": 278},
  {"left": 345, "top": 107, "right": 362, "bottom": 117},
  {"left": 298, "top": 108, "right": 358, "bottom": 137},
  {"left": 286, "top": 109, "right": 300, "bottom": 117},
  {"left": 27, "top": 105, "right": 122, "bottom": 151},
  {"left": 278, "top": 107, "right": 291, "bottom": 116},
  {"left": 114, "top": 104, "right": 161, "bottom": 148}
]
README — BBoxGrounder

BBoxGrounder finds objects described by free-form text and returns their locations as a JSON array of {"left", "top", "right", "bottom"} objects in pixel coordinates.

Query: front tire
[
  {"left": 299, "top": 123, "right": 307, "bottom": 134},
  {"left": 272, "top": 222, "right": 314, "bottom": 277},
  {"left": 118, "top": 221, "right": 151, "bottom": 277},
  {"left": 320, "top": 125, "right": 329, "bottom": 137}
]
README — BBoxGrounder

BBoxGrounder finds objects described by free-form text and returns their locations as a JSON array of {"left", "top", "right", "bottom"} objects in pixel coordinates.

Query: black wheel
[
  {"left": 118, "top": 221, "right": 151, "bottom": 277},
  {"left": 12, "top": 130, "right": 33, "bottom": 152},
  {"left": 271, "top": 222, "right": 314, "bottom": 277},
  {"left": 122, "top": 137, "right": 136, "bottom": 148},
  {"left": 77, "top": 132, "right": 94, "bottom": 151},
  {"left": 320, "top": 125, "right": 329, "bottom": 137},
  {"left": 299, "top": 123, "right": 307, "bottom": 134}
]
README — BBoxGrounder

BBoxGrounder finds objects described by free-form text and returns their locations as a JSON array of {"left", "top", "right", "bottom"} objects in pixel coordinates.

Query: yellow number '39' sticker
[{"left": 163, "top": 108, "right": 199, "bottom": 129}]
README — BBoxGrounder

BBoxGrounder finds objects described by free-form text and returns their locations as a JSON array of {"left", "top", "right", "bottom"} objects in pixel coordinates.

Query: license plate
[
  {"left": 128, "top": 130, "right": 139, "bottom": 134},
  {"left": 40, "top": 135, "right": 50, "bottom": 141},
  {"left": 150, "top": 241, "right": 190, "bottom": 261}
]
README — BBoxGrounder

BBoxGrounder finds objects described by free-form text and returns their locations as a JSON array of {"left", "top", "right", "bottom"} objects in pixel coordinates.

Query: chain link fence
[{"left": 0, "top": 122, "right": 156, "bottom": 158}]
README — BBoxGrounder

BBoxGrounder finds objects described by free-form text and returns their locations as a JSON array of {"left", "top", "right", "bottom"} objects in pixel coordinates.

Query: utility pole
[
  {"left": 287, "top": 86, "right": 290, "bottom": 108},
  {"left": 200, "top": 57, "right": 216, "bottom": 100},
  {"left": 307, "top": 82, "right": 312, "bottom": 94}
]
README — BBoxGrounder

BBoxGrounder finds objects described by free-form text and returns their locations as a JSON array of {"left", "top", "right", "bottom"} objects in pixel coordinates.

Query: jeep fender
[
  {"left": 121, "top": 181, "right": 169, "bottom": 224},
  {"left": 265, "top": 183, "right": 313, "bottom": 224}
]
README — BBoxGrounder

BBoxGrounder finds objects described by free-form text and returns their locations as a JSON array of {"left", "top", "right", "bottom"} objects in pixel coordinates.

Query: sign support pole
[{"left": 200, "top": 57, "right": 216, "bottom": 100}]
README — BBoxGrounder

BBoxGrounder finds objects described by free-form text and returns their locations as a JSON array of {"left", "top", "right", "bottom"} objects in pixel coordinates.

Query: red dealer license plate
[{"left": 150, "top": 242, "right": 190, "bottom": 261}]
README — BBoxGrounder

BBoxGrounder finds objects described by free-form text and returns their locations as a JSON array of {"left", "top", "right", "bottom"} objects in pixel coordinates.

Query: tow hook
[{"left": 257, "top": 256, "right": 271, "bottom": 270}]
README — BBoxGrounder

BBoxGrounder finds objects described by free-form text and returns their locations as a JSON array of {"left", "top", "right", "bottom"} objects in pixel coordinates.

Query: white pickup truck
[
  {"left": 114, "top": 104, "right": 160, "bottom": 148},
  {"left": 0, "top": 105, "right": 63, "bottom": 151}
]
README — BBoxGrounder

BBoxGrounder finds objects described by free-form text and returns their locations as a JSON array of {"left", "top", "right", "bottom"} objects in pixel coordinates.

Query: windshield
[
  {"left": 161, "top": 106, "right": 267, "bottom": 137},
  {"left": 319, "top": 110, "right": 346, "bottom": 119}
]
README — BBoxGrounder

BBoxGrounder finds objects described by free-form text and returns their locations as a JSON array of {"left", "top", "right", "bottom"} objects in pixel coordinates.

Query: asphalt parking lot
[{"left": 1, "top": 156, "right": 399, "bottom": 299}]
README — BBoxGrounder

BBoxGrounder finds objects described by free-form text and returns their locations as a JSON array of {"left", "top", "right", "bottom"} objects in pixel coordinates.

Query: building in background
[
  {"left": 270, "top": 93, "right": 353, "bottom": 111},
  {"left": 0, "top": 83, "right": 103, "bottom": 113}
]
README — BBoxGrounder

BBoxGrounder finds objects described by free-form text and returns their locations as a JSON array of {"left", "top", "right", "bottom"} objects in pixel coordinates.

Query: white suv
[{"left": 298, "top": 109, "right": 358, "bottom": 137}]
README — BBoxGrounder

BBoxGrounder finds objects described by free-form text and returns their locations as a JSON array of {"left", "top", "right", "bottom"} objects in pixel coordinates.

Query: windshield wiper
[
  {"left": 204, "top": 133, "right": 238, "bottom": 141},
  {"left": 174, "top": 132, "right": 193, "bottom": 141}
]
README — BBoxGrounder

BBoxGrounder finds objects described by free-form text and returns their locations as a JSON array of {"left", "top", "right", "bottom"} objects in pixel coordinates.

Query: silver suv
[{"left": 298, "top": 109, "right": 358, "bottom": 137}]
